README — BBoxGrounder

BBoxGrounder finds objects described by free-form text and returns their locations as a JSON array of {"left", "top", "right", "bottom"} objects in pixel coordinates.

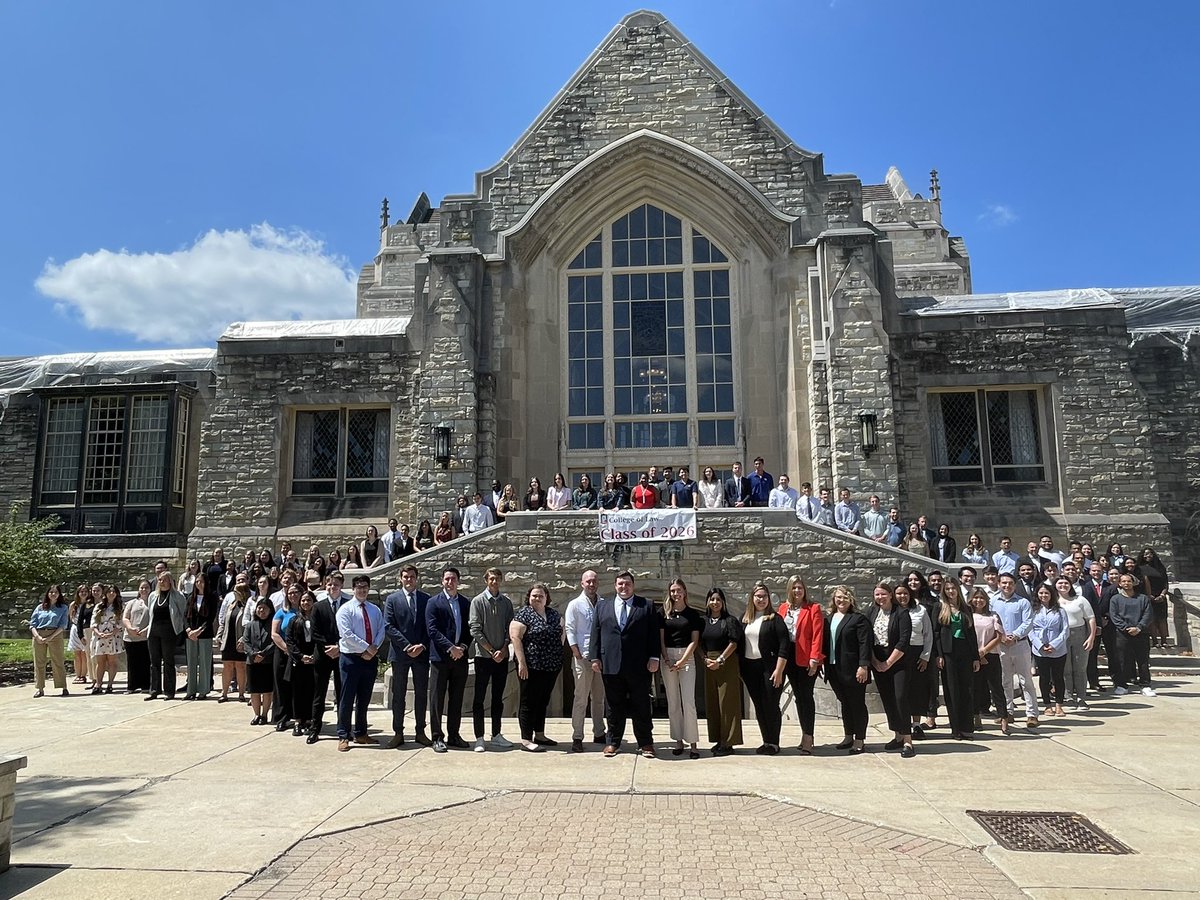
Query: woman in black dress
[
  {"left": 415, "top": 520, "right": 436, "bottom": 551},
  {"left": 1139, "top": 548, "right": 1170, "bottom": 648},
  {"left": 701, "top": 588, "right": 743, "bottom": 756},
  {"left": 524, "top": 477, "right": 547, "bottom": 511},
  {"left": 360, "top": 526, "right": 384, "bottom": 569},
  {"left": 822, "top": 585, "right": 871, "bottom": 755},
  {"left": 216, "top": 573, "right": 250, "bottom": 704},
  {"left": 243, "top": 597, "right": 275, "bottom": 725},
  {"left": 286, "top": 590, "right": 319, "bottom": 737}
]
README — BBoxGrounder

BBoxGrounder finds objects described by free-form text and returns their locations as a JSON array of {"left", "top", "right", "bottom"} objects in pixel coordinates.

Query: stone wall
[
  {"left": 891, "top": 308, "right": 1171, "bottom": 556},
  {"left": 477, "top": 13, "right": 834, "bottom": 246},
  {"left": 362, "top": 510, "right": 938, "bottom": 613},
  {"left": 1131, "top": 333, "right": 1200, "bottom": 579},
  {"left": 190, "top": 333, "right": 416, "bottom": 557},
  {"left": 0, "top": 398, "right": 37, "bottom": 519}
]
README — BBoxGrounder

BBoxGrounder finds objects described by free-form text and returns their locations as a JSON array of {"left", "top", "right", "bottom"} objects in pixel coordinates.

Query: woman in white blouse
[
  {"left": 1055, "top": 576, "right": 1097, "bottom": 709},
  {"left": 696, "top": 466, "right": 724, "bottom": 509},
  {"left": 546, "top": 472, "right": 572, "bottom": 510}
]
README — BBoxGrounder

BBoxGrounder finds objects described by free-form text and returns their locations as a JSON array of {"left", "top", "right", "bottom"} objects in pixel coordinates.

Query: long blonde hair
[{"left": 742, "top": 582, "right": 777, "bottom": 623}]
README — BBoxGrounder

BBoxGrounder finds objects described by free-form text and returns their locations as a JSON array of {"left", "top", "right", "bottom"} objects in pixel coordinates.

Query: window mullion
[
  {"left": 338, "top": 408, "right": 348, "bottom": 498},
  {"left": 977, "top": 390, "right": 994, "bottom": 486}
]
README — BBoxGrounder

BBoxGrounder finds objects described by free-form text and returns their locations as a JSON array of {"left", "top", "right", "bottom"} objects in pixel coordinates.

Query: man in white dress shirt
[
  {"left": 767, "top": 474, "right": 799, "bottom": 510},
  {"left": 463, "top": 492, "right": 496, "bottom": 534},
  {"left": 334, "top": 574, "right": 386, "bottom": 752},
  {"left": 566, "top": 569, "right": 607, "bottom": 752}
]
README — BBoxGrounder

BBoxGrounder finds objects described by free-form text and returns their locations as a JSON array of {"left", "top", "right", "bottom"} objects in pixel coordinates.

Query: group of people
[{"left": 28, "top": 530, "right": 1170, "bottom": 758}]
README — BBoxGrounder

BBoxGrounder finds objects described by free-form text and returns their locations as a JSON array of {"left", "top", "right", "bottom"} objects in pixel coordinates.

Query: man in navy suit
[
  {"left": 589, "top": 571, "right": 660, "bottom": 758},
  {"left": 425, "top": 566, "right": 472, "bottom": 753},
  {"left": 384, "top": 563, "right": 432, "bottom": 748}
]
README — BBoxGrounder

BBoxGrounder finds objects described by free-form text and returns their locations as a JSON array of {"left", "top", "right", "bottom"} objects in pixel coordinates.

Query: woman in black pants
[
  {"left": 739, "top": 583, "right": 791, "bottom": 755},
  {"left": 935, "top": 577, "right": 981, "bottom": 739},
  {"left": 286, "top": 591, "right": 319, "bottom": 736},
  {"left": 509, "top": 583, "right": 564, "bottom": 752},
  {"left": 822, "top": 585, "right": 872, "bottom": 755},
  {"left": 904, "top": 570, "right": 941, "bottom": 729},
  {"left": 778, "top": 575, "right": 825, "bottom": 755},
  {"left": 867, "top": 582, "right": 914, "bottom": 757},
  {"left": 146, "top": 571, "right": 186, "bottom": 701}
]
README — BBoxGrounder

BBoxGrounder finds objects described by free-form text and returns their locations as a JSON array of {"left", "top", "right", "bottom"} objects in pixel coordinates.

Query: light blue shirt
[
  {"left": 992, "top": 550, "right": 1020, "bottom": 576},
  {"left": 834, "top": 500, "right": 861, "bottom": 533},
  {"left": 1029, "top": 607, "right": 1069, "bottom": 658},
  {"left": 336, "top": 598, "right": 386, "bottom": 655},
  {"left": 992, "top": 593, "right": 1034, "bottom": 640},
  {"left": 30, "top": 604, "right": 69, "bottom": 631}
]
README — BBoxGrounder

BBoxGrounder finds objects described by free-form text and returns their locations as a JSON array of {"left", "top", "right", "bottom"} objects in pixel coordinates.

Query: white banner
[{"left": 598, "top": 509, "right": 697, "bottom": 543}]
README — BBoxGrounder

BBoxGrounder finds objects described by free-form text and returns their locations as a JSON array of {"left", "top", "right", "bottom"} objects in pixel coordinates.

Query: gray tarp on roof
[
  {"left": 0, "top": 348, "right": 215, "bottom": 395},
  {"left": 220, "top": 317, "right": 411, "bottom": 340},
  {"left": 902, "top": 285, "right": 1200, "bottom": 333}
]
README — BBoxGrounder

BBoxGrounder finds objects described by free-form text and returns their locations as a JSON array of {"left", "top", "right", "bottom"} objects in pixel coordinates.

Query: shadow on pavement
[{"left": 13, "top": 775, "right": 146, "bottom": 846}]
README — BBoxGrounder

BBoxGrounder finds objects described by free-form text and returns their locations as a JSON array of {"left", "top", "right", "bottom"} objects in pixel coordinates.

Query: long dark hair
[{"left": 41, "top": 585, "right": 66, "bottom": 608}]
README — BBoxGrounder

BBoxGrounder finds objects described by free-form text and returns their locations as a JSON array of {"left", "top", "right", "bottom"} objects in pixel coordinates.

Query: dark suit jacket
[
  {"left": 723, "top": 475, "right": 751, "bottom": 507},
  {"left": 452, "top": 507, "right": 467, "bottom": 536},
  {"left": 383, "top": 588, "right": 431, "bottom": 661},
  {"left": 392, "top": 536, "right": 416, "bottom": 559},
  {"left": 425, "top": 591, "right": 471, "bottom": 664},
  {"left": 822, "top": 611, "right": 871, "bottom": 682},
  {"left": 1081, "top": 579, "right": 1107, "bottom": 623},
  {"left": 918, "top": 526, "right": 938, "bottom": 556},
  {"left": 310, "top": 597, "right": 341, "bottom": 651},
  {"left": 934, "top": 613, "right": 980, "bottom": 663},
  {"left": 589, "top": 594, "right": 660, "bottom": 675},
  {"left": 866, "top": 605, "right": 913, "bottom": 660}
]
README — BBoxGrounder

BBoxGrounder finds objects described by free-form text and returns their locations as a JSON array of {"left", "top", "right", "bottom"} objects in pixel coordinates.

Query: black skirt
[{"left": 246, "top": 661, "right": 274, "bottom": 693}]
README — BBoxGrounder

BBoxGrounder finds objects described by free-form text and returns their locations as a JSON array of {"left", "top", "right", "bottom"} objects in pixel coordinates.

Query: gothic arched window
[{"left": 564, "top": 203, "right": 736, "bottom": 471}]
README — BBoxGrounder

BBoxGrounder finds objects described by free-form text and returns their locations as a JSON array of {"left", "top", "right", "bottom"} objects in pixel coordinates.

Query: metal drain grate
[{"left": 967, "top": 810, "right": 1133, "bottom": 855}]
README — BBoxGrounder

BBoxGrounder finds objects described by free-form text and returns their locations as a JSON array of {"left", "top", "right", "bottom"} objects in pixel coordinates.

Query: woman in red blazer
[{"left": 778, "top": 574, "right": 825, "bottom": 754}]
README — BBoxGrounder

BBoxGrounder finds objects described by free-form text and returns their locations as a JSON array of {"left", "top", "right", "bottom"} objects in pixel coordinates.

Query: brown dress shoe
[
  {"left": 1026, "top": 716, "right": 1039, "bottom": 728},
  {"left": 603, "top": 744, "right": 618, "bottom": 758},
  {"left": 354, "top": 734, "right": 379, "bottom": 745},
  {"left": 337, "top": 739, "right": 350, "bottom": 752}
]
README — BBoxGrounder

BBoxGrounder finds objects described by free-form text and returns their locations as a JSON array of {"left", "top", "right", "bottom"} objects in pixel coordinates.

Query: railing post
[{"left": 1171, "top": 589, "right": 1194, "bottom": 656}]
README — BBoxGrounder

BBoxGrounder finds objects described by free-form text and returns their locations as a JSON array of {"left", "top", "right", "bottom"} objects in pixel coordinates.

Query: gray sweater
[
  {"left": 1108, "top": 592, "right": 1152, "bottom": 632},
  {"left": 469, "top": 591, "right": 514, "bottom": 658}
]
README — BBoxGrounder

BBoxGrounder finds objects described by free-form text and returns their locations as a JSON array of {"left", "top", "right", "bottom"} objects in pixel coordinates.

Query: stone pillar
[
  {"left": 821, "top": 232, "right": 899, "bottom": 500},
  {"left": 0, "top": 755, "right": 28, "bottom": 872},
  {"left": 408, "top": 248, "right": 484, "bottom": 520}
]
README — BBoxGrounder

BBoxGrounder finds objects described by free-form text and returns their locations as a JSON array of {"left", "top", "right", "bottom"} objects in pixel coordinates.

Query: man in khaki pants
[{"left": 565, "top": 570, "right": 606, "bottom": 752}]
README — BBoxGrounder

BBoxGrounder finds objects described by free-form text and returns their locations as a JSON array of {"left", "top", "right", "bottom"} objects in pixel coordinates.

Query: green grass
[{"left": 0, "top": 639, "right": 34, "bottom": 664}]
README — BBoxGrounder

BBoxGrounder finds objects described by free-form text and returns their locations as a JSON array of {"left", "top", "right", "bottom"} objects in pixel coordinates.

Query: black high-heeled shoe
[{"left": 835, "top": 737, "right": 854, "bottom": 750}]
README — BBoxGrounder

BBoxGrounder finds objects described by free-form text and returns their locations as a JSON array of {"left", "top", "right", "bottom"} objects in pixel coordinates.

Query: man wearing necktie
[
  {"left": 589, "top": 571, "right": 661, "bottom": 758},
  {"left": 383, "top": 564, "right": 432, "bottom": 748},
  {"left": 333, "top": 574, "right": 386, "bottom": 752},
  {"left": 425, "top": 566, "right": 472, "bottom": 753}
]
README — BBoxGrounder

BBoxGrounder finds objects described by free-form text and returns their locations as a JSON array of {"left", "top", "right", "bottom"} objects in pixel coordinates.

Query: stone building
[{"left": 1, "top": 10, "right": 1198, "bottom": 581}]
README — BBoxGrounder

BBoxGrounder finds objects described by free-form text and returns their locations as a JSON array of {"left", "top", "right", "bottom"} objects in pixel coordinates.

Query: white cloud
[
  {"left": 35, "top": 223, "right": 357, "bottom": 344},
  {"left": 978, "top": 204, "right": 1018, "bottom": 227}
]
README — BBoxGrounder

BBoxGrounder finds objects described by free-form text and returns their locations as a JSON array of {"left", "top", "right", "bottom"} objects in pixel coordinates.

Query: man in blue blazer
[
  {"left": 425, "top": 566, "right": 472, "bottom": 753},
  {"left": 383, "top": 563, "right": 432, "bottom": 748},
  {"left": 589, "top": 571, "right": 660, "bottom": 758}
]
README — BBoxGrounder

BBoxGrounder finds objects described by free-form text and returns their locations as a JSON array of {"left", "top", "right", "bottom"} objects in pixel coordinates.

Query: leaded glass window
[
  {"left": 563, "top": 204, "right": 736, "bottom": 458},
  {"left": 292, "top": 408, "right": 389, "bottom": 497},
  {"left": 929, "top": 388, "right": 1045, "bottom": 485}
]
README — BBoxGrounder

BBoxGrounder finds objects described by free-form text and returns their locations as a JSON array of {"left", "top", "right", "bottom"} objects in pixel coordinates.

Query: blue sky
[{"left": 3, "top": 0, "right": 1198, "bottom": 355}]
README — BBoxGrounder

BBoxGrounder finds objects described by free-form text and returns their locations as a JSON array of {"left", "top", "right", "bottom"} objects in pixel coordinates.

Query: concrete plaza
[{"left": 0, "top": 670, "right": 1197, "bottom": 899}]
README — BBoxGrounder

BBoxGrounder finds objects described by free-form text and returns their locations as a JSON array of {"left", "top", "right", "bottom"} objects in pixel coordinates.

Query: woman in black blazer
[
  {"left": 822, "top": 585, "right": 872, "bottom": 755},
  {"left": 935, "top": 577, "right": 981, "bottom": 740},
  {"left": 739, "top": 582, "right": 791, "bottom": 755},
  {"left": 867, "top": 582, "right": 915, "bottom": 758}
]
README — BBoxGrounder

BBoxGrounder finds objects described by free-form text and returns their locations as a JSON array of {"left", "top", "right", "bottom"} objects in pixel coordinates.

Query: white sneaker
[
  {"left": 490, "top": 733, "right": 513, "bottom": 749},
  {"left": 473, "top": 738, "right": 486, "bottom": 753},
  {"left": 1077, "top": 700, "right": 1089, "bottom": 710},
  {"left": 1113, "top": 686, "right": 1129, "bottom": 695},
  {"left": 1141, "top": 687, "right": 1157, "bottom": 697}
]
